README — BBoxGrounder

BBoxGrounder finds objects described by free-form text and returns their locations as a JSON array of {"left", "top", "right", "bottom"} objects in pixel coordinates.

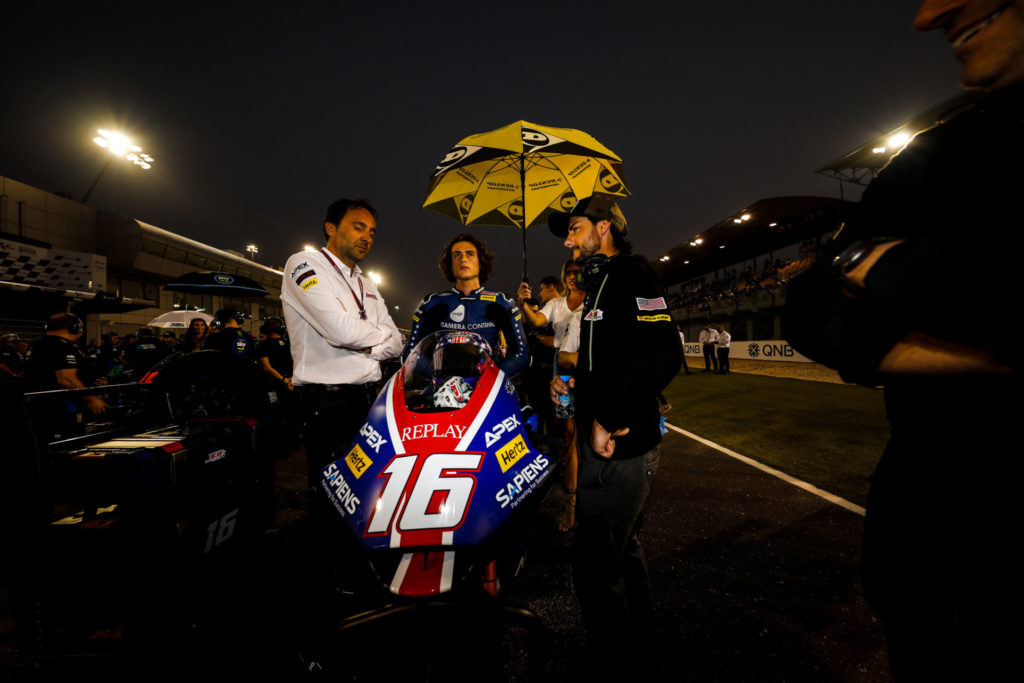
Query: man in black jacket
[
  {"left": 785, "top": 1, "right": 1024, "bottom": 678},
  {"left": 549, "top": 195, "right": 681, "bottom": 674}
]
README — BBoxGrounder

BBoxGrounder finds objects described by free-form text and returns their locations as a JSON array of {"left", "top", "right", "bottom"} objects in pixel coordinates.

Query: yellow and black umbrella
[{"left": 423, "top": 120, "right": 628, "bottom": 279}]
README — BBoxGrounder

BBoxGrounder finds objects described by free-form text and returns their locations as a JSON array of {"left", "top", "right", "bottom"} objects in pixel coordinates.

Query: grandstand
[
  {"left": 652, "top": 196, "right": 851, "bottom": 345},
  {"left": 656, "top": 89, "right": 983, "bottom": 350}
]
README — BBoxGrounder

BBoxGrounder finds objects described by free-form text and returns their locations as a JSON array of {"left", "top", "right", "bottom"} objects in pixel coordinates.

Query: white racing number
[
  {"left": 203, "top": 508, "right": 239, "bottom": 553},
  {"left": 366, "top": 453, "right": 482, "bottom": 535}
]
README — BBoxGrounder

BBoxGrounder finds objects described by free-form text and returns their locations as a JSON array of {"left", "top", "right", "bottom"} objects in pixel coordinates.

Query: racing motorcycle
[{"left": 304, "top": 331, "right": 558, "bottom": 678}]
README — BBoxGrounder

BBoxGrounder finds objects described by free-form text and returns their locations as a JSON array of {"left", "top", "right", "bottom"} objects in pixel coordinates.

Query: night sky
[{"left": 2, "top": 1, "right": 961, "bottom": 317}]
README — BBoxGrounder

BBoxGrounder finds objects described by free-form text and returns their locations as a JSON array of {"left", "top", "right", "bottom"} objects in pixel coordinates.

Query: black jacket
[{"left": 576, "top": 253, "right": 681, "bottom": 459}]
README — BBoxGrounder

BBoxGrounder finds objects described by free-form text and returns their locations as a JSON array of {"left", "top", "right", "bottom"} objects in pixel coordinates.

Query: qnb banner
[{"left": 684, "top": 340, "right": 812, "bottom": 363}]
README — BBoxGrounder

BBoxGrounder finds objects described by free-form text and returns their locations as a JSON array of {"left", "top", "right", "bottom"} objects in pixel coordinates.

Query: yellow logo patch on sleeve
[
  {"left": 637, "top": 314, "right": 671, "bottom": 322},
  {"left": 301, "top": 277, "right": 319, "bottom": 291}
]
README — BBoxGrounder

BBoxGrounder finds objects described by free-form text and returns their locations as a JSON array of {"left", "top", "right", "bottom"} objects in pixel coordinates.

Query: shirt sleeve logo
[
  {"left": 637, "top": 314, "right": 671, "bottom": 322},
  {"left": 584, "top": 309, "right": 603, "bottom": 321},
  {"left": 636, "top": 296, "right": 667, "bottom": 311}
]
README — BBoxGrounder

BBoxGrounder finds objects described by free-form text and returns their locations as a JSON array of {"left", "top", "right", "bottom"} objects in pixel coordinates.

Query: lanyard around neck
[{"left": 321, "top": 248, "right": 367, "bottom": 320}]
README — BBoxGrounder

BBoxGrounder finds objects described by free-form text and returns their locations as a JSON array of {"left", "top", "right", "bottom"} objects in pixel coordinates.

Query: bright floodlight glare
[
  {"left": 888, "top": 132, "right": 911, "bottom": 149},
  {"left": 740, "top": 213, "right": 751, "bottom": 221},
  {"left": 873, "top": 146, "right": 887, "bottom": 154},
  {"left": 733, "top": 219, "right": 742, "bottom": 224},
  {"left": 93, "top": 129, "right": 154, "bottom": 169},
  {"left": 368, "top": 271, "right": 383, "bottom": 285},
  {"left": 769, "top": 222, "right": 777, "bottom": 227},
  {"left": 303, "top": 244, "right": 317, "bottom": 252},
  {"left": 694, "top": 238, "right": 704, "bottom": 245}
]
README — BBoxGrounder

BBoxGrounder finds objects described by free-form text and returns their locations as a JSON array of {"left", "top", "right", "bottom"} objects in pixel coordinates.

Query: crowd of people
[{"left": 669, "top": 253, "right": 817, "bottom": 310}]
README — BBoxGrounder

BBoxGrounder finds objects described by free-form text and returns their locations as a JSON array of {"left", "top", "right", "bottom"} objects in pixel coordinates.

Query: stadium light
[
  {"left": 740, "top": 213, "right": 751, "bottom": 221},
  {"left": 887, "top": 132, "right": 911, "bottom": 149},
  {"left": 246, "top": 244, "right": 259, "bottom": 260},
  {"left": 82, "top": 128, "right": 154, "bottom": 203},
  {"left": 303, "top": 244, "right": 317, "bottom": 252},
  {"left": 367, "top": 271, "right": 383, "bottom": 286}
]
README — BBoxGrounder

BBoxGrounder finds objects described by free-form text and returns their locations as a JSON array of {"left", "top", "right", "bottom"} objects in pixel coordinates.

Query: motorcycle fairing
[{"left": 320, "top": 356, "right": 554, "bottom": 596}]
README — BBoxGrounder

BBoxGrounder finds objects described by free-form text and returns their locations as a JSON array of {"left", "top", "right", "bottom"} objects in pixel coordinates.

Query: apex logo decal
[
  {"left": 289, "top": 261, "right": 310, "bottom": 278},
  {"left": 450, "top": 304, "right": 466, "bottom": 323},
  {"left": 484, "top": 415, "right": 521, "bottom": 447},
  {"left": 359, "top": 422, "right": 388, "bottom": 453}
]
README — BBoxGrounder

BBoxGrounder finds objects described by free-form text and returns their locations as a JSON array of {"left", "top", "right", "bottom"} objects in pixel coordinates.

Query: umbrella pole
[{"left": 520, "top": 152, "right": 528, "bottom": 283}]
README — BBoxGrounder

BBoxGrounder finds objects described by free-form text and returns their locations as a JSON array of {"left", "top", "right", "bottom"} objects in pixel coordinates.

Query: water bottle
[{"left": 555, "top": 374, "right": 575, "bottom": 418}]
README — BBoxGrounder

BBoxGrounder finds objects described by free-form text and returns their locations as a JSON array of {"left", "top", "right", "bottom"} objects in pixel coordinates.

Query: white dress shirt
[
  {"left": 282, "top": 248, "right": 402, "bottom": 386},
  {"left": 717, "top": 331, "right": 731, "bottom": 348}
]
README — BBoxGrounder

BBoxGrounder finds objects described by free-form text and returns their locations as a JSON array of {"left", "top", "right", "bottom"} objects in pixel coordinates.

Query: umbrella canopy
[
  {"left": 163, "top": 271, "right": 268, "bottom": 297},
  {"left": 148, "top": 310, "right": 214, "bottom": 330},
  {"left": 423, "top": 120, "right": 629, "bottom": 279}
]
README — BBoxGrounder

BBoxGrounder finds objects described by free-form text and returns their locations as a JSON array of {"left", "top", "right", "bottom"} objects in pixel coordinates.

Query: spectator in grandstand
[
  {"left": 699, "top": 323, "right": 718, "bottom": 372},
  {"left": 785, "top": 2, "right": 1024, "bottom": 678},
  {"left": 715, "top": 325, "right": 731, "bottom": 374}
]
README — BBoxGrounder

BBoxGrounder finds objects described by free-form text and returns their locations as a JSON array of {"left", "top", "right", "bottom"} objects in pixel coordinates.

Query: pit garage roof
[
  {"left": 651, "top": 196, "right": 854, "bottom": 286},
  {"left": 815, "top": 90, "right": 982, "bottom": 186}
]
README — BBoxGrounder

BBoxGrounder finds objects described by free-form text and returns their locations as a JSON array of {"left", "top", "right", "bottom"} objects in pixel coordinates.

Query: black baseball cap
[{"left": 548, "top": 194, "right": 628, "bottom": 238}]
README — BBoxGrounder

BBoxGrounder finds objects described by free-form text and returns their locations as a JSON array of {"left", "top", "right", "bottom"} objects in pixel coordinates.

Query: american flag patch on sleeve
[{"left": 636, "top": 297, "right": 667, "bottom": 311}]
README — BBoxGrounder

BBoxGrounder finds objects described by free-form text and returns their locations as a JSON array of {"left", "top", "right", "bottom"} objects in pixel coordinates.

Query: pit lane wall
[{"left": 683, "top": 340, "right": 811, "bottom": 363}]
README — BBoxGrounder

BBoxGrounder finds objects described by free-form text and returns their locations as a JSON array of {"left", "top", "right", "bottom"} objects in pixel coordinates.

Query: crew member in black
[
  {"left": 24, "top": 313, "right": 108, "bottom": 415},
  {"left": 784, "top": 2, "right": 1024, "bottom": 677},
  {"left": 123, "top": 327, "right": 172, "bottom": 378},
  {"left": 256, "top": 320, "right": 293, "bottom": 390},
  {"left": 0, "top": 333, "right": 25, "bottom": 381},
  {"left": 549, "top": 195, "right": 680, "bottom": 675},
  {"left": 202, "top": 309, "right": 257, "bottom": 359}
]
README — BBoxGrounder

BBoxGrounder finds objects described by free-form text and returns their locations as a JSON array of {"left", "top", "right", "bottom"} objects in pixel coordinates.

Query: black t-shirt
[
  {"left": 0, "top": 347, "right": 24, "bottom": 375},
  {"left": 124, "top": 339, "right": 172, "bottom": 376},
  {"left": 203, "top": 328, "right": 257, "bottom": 359},
  {"left": 24, "top": 335, "right": 82, "bottom": 391},
  {"left": 256, "top": 337, "right": 293, "bottom": 377}
]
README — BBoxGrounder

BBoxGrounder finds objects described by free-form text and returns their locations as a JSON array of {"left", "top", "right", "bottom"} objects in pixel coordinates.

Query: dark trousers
[
  {"left": 297, "top": 384, "right": 376, "bottom": 488},
  {"left": 716, "top": 346, "right": 730, "bottom": 374},
  {"left": 702, "top": 343, "right": 717, "bottom": 371},
  {"left": 572, "top": 437, "right": 660, "bottom": 675}
]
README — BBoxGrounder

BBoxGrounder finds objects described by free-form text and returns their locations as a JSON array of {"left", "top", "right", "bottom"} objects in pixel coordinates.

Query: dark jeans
[
  {"left": 702, "top": 343, "right": 717, "bottom": 371},
  {"left": 716, "top": 347, "right": 730, "bottom": 374},
  {"left": 296, "top": 384, "right": 376, "bottom": 488},
  {"left": 572, "top": 436, "right": 660, "bottom": 674}
]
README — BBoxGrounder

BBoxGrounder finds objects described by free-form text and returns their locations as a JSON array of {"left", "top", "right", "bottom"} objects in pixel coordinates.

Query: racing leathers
[
  {"left": 571, "top": 252, "right": 681, "bottom": 670},
  {"left": 403, "top": 287, "right": 529, "bottom": 377}
]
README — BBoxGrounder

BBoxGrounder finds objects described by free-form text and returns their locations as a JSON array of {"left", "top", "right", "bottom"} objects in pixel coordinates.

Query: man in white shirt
[
  {"left": 699, "top": 324, "right": 718, "bottom": 373},
  {"left": 282, "top": 198, "right": 403, "bottom": 486},
  {"left": 715, "top": 325, "right": 731, "bottom": 374}
]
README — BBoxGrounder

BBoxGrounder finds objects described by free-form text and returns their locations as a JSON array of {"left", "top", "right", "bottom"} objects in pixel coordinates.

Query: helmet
[{"left": 433, "top": 376, "right": 473, "bottom": 409}]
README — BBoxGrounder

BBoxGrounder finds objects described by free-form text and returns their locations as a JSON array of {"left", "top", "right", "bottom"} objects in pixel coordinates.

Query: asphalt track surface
[{"left": 1, "top": 426, "right": 891, "bottom": 682}]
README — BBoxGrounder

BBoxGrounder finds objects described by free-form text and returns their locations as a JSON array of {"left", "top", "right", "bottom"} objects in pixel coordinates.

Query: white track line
[{"left": 664, "top": 422, "right": 866, "bottom": 517}]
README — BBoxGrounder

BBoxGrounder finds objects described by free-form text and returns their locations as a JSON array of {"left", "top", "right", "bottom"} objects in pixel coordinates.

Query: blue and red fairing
[{"left": 320, "top": 332, "right": 554, "bottom": 597}]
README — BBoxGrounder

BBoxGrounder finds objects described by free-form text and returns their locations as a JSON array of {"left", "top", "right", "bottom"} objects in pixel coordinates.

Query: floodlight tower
[{"left": 82, "top": 129, "right": 154, "bottom": 204}]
